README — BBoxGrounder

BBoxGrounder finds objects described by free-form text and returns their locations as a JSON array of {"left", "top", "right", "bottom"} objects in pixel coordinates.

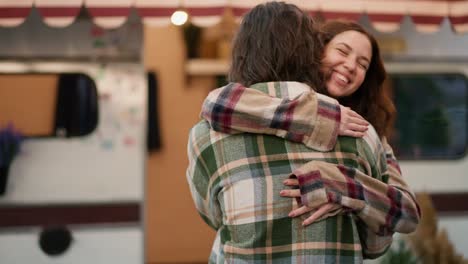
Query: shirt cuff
[
  {"left": 302, "top": 93, "right": 340, "bottom": 151},
  {"left": 289, "top": 164, "right": 329, "bottom": 208}
]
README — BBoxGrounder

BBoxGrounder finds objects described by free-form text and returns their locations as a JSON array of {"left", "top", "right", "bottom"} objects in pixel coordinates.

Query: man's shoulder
[
  {"left": 337, "top": 124, "right": 384, "bottom": 159},
  {"left": 189, "top": 120, "right": 212, "bottom": 148},
  {"left": 191, "top": 119, "right": 211, "bottom": 132},
  {"left": 361, "top": 125, "right": 384, "bottom": 153},
  {"left": 189, "top": 120, "right": 235, "bottom": 150},
  {"left": 355, "top": 125, "right": 386, "bottom": 171}
]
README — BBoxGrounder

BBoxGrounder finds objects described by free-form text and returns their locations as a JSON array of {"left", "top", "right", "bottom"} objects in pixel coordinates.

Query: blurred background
[{"left": 0, "top": 1, "right": 466, "bottom": 263}]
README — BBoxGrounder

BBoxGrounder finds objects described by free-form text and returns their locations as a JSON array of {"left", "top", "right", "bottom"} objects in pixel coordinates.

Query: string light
[{"left": 171, "top": 10, "right": 188, "bottom": 26}]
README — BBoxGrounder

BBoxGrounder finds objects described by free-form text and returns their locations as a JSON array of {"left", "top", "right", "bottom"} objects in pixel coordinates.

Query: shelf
[{"left": 185, "top": 59, "right": 230, "bottom": 76}]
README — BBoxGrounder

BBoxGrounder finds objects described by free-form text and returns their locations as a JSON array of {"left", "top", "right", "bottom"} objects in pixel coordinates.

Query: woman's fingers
[
  {"left": 281, "top": 180, "right": 339, "bottom": 224},
  {"left": 287, "top": 203, "right": 341, "bottom": 226},
  {"left": 302, "top": 203, "right": 338, "bottom": 226},
  {"left": 343, "top": 130, "right": 365, "bottom": 138},
  {"left": 283, "top": 178, "right": 299, "bottom": 186},
  {"left": 348, "top": 123, "right": 368, "bottom": 133},
  {"left": 288, "top": 205, "right": 313, "bottom": 217},
  {"left": 350, "top": 116, "right": 369, "bottom": 126},
  {"left": 341, "top": 106, "right": 369, "bottom": 124},
  {"left": 344, "top": 106, "right": 364, "bottom": 119},
  {"left": 339, "top": 106, "right": 369, "bottom": 137},
  {"left": 348, "top": 109, "right": 366, "bottom": 120},
  {"left": 279, "top": 189, "right": 301, "bottom": 197}
]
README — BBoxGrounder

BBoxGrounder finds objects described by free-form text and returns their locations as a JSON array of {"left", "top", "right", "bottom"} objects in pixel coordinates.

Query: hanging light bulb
[{"left": 171, "top": 10, "right": 188, "bottom": 26}]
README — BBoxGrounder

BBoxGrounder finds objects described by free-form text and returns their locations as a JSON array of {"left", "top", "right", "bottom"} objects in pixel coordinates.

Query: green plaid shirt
[{"left": 187, "top": 82, "right": 413, "bottom": 263}]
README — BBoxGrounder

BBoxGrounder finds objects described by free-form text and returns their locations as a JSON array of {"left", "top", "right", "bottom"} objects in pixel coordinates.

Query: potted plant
[{"left": 0, "top": 123, "right": 23, "bottom": 195}]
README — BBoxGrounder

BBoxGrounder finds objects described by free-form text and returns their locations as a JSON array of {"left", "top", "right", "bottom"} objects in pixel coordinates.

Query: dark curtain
[
  {"left": 54, "top": 74, "right": 98, "bottom": 137},
  {"left": 147, "top": 71, "right": 162, "bottom": 152}
]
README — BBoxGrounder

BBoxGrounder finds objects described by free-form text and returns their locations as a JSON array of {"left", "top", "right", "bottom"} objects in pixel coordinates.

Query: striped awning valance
[{"left": 0, "top": 0, "right": 466, "bottom": 33}]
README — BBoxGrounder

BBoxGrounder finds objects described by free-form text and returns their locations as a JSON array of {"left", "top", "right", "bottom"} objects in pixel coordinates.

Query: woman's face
[{"left": 321, "top": 30, "right": 372, "bottom": 98}]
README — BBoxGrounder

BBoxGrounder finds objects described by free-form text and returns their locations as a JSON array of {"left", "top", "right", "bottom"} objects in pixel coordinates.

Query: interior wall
[{"left": 144, "top": 25, "right": 217, "bottom": 263}]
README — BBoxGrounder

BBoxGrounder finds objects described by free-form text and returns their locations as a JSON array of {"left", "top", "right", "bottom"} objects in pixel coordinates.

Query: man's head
[{"left": 228, "top": 2, "right": 323, "bottom": 89}]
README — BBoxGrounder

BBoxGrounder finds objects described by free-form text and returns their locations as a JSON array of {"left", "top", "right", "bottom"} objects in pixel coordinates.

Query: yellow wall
[{"left": 144, "top": 25, "right": 216, "bottom": 263}]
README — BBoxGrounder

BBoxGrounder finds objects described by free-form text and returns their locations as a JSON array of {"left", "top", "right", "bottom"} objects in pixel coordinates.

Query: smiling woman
[
  {"left": 321, "top": 30, "right": 372, "bottom": 98},
  {"left": 0, "top": 73, "right": 98, "bottom": 138}
]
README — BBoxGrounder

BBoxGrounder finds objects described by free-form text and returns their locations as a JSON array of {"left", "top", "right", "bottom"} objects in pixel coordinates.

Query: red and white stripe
[
  {"left": 319, "top": 0, "right": 364, "bottom": 21},
  {"left": 185, "top": 0, "right": 227, "bottom": 27},
  {"left": 85, "top": 0, "right": 133, "bottom": 29},
  {"left": 135, "top": 0, "right": 178, "bottom": 27},
  {"left": 295, "top": 0, "right": 320, "bottom": 17},
  {"left": 230, "top": 0, "right": 264, "bottom": 21},
  {"left": 35, "top": 0, "right": 82, "bottom": 28},
  {"left": 0, "top": 0, "right": 33, "bottom": 27},
  {"left": 0, "top": 0, "right": 465, "bottom": 34},
  {"left": 408, "top": 0, "right": 448, "bottom": 33},
  {"left": 450, "top": 0, "right": 468, "bottom": 34},
  {"left": 364, "top": 0, "right": 406, "bottom": 33}
]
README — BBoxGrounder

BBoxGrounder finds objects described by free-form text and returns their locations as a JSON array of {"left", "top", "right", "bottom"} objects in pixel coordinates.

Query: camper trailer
[
  {"left": 370, "top": 18, "right": 468, "bottom": 260},
  {"left": 0, "top": 9, "right": 146, "bottom": 264}
]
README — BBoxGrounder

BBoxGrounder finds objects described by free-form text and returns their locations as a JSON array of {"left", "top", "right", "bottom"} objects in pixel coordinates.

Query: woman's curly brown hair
[{"left": 318, "top": 20, "right": 396, "bottom": 138}]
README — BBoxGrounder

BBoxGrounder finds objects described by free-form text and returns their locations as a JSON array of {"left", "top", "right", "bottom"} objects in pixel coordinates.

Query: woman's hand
[
  {"left": 339, "top": 105, "right": 369, "bottom": 137},
  {"left": 280, "top": 178, "right": 341, "bottom": 226}
]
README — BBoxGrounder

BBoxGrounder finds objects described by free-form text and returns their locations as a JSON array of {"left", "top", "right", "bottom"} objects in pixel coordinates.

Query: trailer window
[
  {"left": 388, "top": 73, "right": 467, "bottom": 160},
  {"left": 0, "top": 73, "right": 98, "bottom": 138}
]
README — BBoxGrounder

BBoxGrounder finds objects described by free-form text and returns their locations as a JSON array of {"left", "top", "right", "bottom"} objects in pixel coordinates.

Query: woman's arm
[
  {"left": 201, "top": 83, "right": 368, "bottom": 151},
  {"left": 201, "top": 83, "right": 419, "bottom": 235},
  {"left": 282, "top": 138, "right": 421, "bottom": 235},
  {"left": 356, "top": 218, "right": 393, "bottom": 259},
  {"left": 284, "top": 156, "right": 420, "bottom": 235},
  {"left": 284, "top": 141, "right": 420, "bottom": 258},
  {"left": 200, "top": 82, "right": 419, "bottom": 258}
]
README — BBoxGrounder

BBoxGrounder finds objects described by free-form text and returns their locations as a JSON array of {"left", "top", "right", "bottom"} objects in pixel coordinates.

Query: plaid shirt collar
[{"left": 250, "top": 81, "right": 314, "bottom": 99}]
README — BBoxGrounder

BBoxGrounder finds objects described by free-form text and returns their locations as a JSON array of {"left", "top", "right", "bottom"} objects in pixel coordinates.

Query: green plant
[{"left": 380, "top": 239, "right": 419, "bottom": 264}]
